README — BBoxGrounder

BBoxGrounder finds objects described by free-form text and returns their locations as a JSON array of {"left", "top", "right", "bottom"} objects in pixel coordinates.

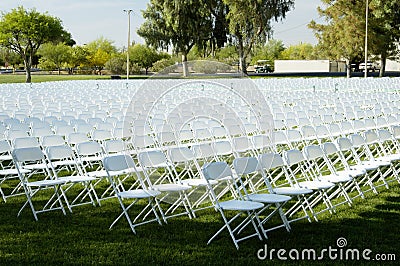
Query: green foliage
[
  {"left": 105, "top": 54, "right": 126, "bottom": 75},
  {"left": 129, "top": 44, "right": 161, "bottom": 74},
  {"left": 151, "top": 58, "right": 175, "bottom": 73},
  {"left": 84, "top": 37, "right": 117, "bottom": 74},
  {"left": 192, "top": 60, "right": 231, "bottom": 74},
  {"left": 309, "top": 0, "right": 400, "bottom": 77},
  {"left": 222, "top": 0, "right": 295, "bottom": 73},
  {"left": 37, "top": 42, "right": 71, "bottom": 74},
  {"left": 251, "top": 39, "right": 285, "bottom": 65},
  {"left": 280, "top": 43, "right": 319, "bottom": 60},
  {"left": 215, "top": 45, "right": 238, "bottom": 65},
  {"left": 0, "top": 6, "right": 71, "bottom": 82}
]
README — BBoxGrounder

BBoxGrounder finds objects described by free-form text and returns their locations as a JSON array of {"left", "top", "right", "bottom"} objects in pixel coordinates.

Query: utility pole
[{"left": 124, "top": 9, "right": 133, "bottom": 80}]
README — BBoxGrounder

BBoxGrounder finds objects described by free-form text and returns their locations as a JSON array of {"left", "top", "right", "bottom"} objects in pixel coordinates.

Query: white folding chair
[
  {"left": 46, "top": 145, "right": 99, "bottom": 211},
  {"left": 103, "top": 154, "right": 162, "bottom": 234},
  {"left": 138, "top": 150, "right": 194, "bottom": 221},
  {"left": 202, "top": 161, "right": 265, "bottom": 250},
  {"left": 12, "top": 147, "right": 66, "bottom": 221},
  {"left": 233, "top": 157, "right": 291, "bottom": 233}
]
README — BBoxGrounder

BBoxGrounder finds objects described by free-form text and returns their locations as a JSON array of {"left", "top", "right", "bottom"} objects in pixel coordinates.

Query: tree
[
  {"left": 129, "top": 44, "right": 160, "bottom": 75},
  {"left": 309, "top": 0, "right": 400, "bottom": 78},
  {"left": 0, "top": 6, "right": 72, "bottom": 82},
  {"left": 280, "top": 43, "right": 318, "bottom": 60},
  {"left": 223, "top": 0, "right": 294, "bottom": 74},
  {"left": 138, "top": 0, "right": 212, "bottom": 76},
  {"left": 85, "top": 37, "right": 117, "bottom": 75},
  {"left": 65, "top": 45, "right": 89, "bottom": 75},
  {"left": 38, "top": 42, "right": 71, "bottom": 74},
  {"left": 0, "top": 47, "right": 22, "bottom": 72},
  {"left": 369, "top": 0, "right": 400, "bottom": 76},
  {"left": 251, "top": 39, "right": 285, "bottom": 65}
]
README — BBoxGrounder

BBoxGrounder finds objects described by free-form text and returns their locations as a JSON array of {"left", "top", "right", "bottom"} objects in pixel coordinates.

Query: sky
[{"left": 0, "top": 0, "right": 323, "bottom": 48}]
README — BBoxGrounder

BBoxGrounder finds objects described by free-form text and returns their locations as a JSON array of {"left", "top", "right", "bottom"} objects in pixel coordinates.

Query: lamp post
[
  {"left": 364, "top": 0, "right": 368, "bottom": 78},
  {"left": 124, "top": 9, "right": 133, "bottom": 80}
]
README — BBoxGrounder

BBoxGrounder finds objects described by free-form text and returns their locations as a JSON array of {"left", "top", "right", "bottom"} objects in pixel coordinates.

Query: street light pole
[
  {"left": 124, "top": 9, "right": 133, "bottom": 80},
  {"left": 364, "top": 0, "right": 368, "bottom": 78}
]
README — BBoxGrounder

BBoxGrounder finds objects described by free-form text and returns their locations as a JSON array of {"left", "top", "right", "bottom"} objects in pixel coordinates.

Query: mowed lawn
[{"left": 0, "top": 181, "right": 398, "bottom": 265}]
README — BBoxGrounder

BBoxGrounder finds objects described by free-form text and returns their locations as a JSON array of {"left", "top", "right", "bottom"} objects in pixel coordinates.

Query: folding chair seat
[
  {"left": 327, "top": 123, "right": 342, "bottom": 139},
  {"left": 233, "top": 157, "right": 291, "bottom": 233},
  {"left": 46, "top": 145, "right": 99, "bottom": 211},
  {"left": 103, "top": 154, "right": 162, "bottom": 234},
  {"left": 12, "top": 147, "right": 66, "bottom": 221},
  {"left": 138, "top": 150, "right": 194, "bottom": 221},
  {"left": 91, "top": 129, "right": 113, "bottom": 144},
  {"left": 202, "top": 161, "right": 265, "bottom": 249},
  {"left": 300, "top": 125, "right": 318, "bottom": 145}
]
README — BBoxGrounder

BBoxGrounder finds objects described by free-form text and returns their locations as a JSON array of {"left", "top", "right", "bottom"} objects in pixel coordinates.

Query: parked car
[
  {"left": 359, "top": 61, "right": 380, "bottom": 72},
  {"left": 254, "top": 60, "right": 273, "bottom": 73}
]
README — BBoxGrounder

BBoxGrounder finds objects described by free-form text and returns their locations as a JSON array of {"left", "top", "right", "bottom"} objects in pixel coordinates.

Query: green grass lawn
[{"left": 0, "top": 181, "right": 398, "bottom": 265}]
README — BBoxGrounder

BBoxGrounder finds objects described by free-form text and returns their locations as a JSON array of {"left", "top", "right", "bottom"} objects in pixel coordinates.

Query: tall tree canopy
[
  {"left": 309, "top": 0, "right": 400, "bottom": 77},
  {"left": 0, "top": 6, "right": 72, "bottom": 82},
  {"left": 138, "top": 0, "right": 212, "bottom": 76},
  {"left": 223, "top": 0, "right": 294, "bottom": 74}
]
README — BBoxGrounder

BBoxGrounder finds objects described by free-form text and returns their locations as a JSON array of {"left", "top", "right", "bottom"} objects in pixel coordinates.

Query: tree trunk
[
  {"left": 58, "top": 68, "right": 61, "bottom": 75},
  {"left": 379, "top": 55, "right": 386, "bottom": 77},
  {"left": 345, "top": 59, "right": 351, "bottom": 78},
  {"left": 237, "top": 35, "right": 247, "bottom": 76},
  {"left": 24, "top": 54, "right": 32, "bottom": 83},
  {"left": 182, "top": 53, "right": 189, "bottom": 77}
]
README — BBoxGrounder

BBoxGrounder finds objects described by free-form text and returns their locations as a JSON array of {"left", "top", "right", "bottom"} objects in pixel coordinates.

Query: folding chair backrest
[
  {"left": 191, "top": 143, "right": 215, "bottom": 159},
  {"left": 322, "top": 142, "right": 338, "bottom": 155},
  {"left": 103, "top": 139, "right": 126, "bottom": 154},
  {"left": 336, "top": 137, "right": 353, "bottom": 151},
  {"left": 13, "top": 147, "right": 45, "bottom": 162},
  {"left": 67, "top": 132, "right": 89, "bottom": 145},
  {"left": 213, "top": 141, "right": 233, "bottom": 156},
  {"left": 203, "top": 161, "right": 232, "bottom": 181},
  {"left": 0, "top": 139, "right": 12, "bottom": 153},
  {"left": 41, "top": 135, "right": 65, "bottom": 147},
  {"left": 232, "top": 137, "right": 252, "bottom": 153},
  {"left": 13, "top": 137, "right": 40, "bottom": 149},
  {"left": 258, "top": 152, "right": 285, "bottom": 170},
  {"left": 377, "top": 129, "right": 392, "bottom": 141},
  {"left": 284, "top": 149, "right": 305, "bottom": 166},
  {"left": 233, "top": 157, "right": 259, "bottom": 175},
  {"left": 103, "top": 154, "right": 136, "bottom": 172},
  {"left": 138, "top": 150, "right": 166, "bottom": 167},
  {"left": 349, "top": 134, "right": 365, "bottom": 147},
  {"left": 168, "top": 147, "right": 195, "bottom": 163},
  {"left": 364, "top": 130, "right": 379, "bottom": 144},
  {"left": 46, "top": 145, "right": 74, "bottom": 160},
  {"left": 303, "top": 145, "right": 324, "bottom": 160},
  {"left": 76, "top": 141, "right": 103, "bottom": 156}
]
